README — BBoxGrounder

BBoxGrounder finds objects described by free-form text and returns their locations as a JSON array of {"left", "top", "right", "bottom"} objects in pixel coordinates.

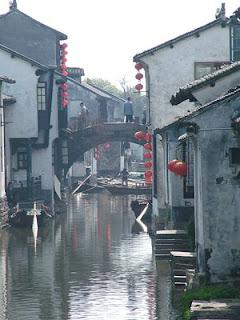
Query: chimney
[
  {"left": 9, "top": 0, "right": 17, "bottom": 10},
  {"left": 215, "top": 2, "right": 226, "bottom": 19}
]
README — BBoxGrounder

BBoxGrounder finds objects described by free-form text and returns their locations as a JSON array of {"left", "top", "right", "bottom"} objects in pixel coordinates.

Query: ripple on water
[{"left": 0, "top": 194, "right": 176, "bottom": 320}]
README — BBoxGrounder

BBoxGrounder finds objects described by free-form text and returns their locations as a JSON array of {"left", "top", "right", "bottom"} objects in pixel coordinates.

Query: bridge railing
[{"left": 69, "top": 115, "right": 141, "bottom": 132}]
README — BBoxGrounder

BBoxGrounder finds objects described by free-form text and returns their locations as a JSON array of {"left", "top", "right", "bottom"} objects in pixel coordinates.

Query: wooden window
[
  {"left": 177, "top": 140, "right": 194, "bottom": 199},
  {"left": 184, "top": 139, "right": 194, "bottom": 199},
  {"left": 37, "top": 82, "right": 47, "bottom": 111},
  {"left": 17, "top": 151, "right": 27, "bottom": 169},
  {"left": 231, "top": 25, "right": 240, "bottom": 61},
  {"left": 62, "top": 140, "right": 68, "bottom": 165},
  {"left": 229, "top": 147, "right": 240, "bottom": 165}
]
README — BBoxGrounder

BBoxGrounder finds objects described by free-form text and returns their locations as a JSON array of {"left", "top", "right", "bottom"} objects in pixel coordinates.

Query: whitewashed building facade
[{"left": 133, "top": 7, "right": 240, "bottom": 226}]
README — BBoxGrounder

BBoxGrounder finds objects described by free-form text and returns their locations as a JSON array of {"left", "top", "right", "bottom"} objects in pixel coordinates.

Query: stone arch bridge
[{"left": 61, "top": 122, "right": 147, "bottom": 172}]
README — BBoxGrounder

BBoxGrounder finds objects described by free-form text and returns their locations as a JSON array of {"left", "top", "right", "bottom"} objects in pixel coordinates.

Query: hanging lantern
[
  {"left": 62, "top": 99, "right": 68, "bottom": 108},
  {"left": 144, "top": 170, "right": 152, "bottom": 179},
  {"left": 144, "top": 132, "right": 152, "bottom": 142},
  {"left": 144, "top": 152, "right": 152, "bottom": 159},
  {"left": 62, "top": 71, "right": 68, "bottom": 76},
  {"left": 144, "top": 143, "right": 152, "bottom": 151},
  {"left": 167, "top": 159, "right": 180, "bottom": 172},
  {"left": 104, "top": 143, "right": 110, "bottom": 150},
  {"left": 174, "top": 161, "right": 188, "bottom": 176},
  {"left": 61, "top": 57, "right": 68, "bottom": 63},
  {"left": 144, "top": 161, "right": 152, "bottom": 169},
  {"left": 63, "top": 50, "right": 68, "bottom": 55},
  {"left": 60, "top": 64, "right": 67, "bottom": 70},
  {"left": 145, "top": 177, "right": 152, "bottom": 185},
  {"left": 61, "top": 83, "right": 68, "bottom": 90},
  {"left": 94, "top": 146, "right": 100, "bottom": 160},
  {"left": 60, "top": 43, "right": 68, "bottom": 49},
  {"left": 135, "top": 72, "right": 143, "bottom": 80},
  {"left": 134, "top": 131, "right": 145, "bottom": 140},
  {"left": 135, "top": 83, "right": 143, "bottom": 91},
  {"left": 135, "top": 62, "right": 143, "bottom": 71}
]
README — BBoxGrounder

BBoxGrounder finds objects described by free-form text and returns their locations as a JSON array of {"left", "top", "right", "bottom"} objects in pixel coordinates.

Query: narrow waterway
[{"left": 0, "top": 193, "right": 178, "bottom": 320}]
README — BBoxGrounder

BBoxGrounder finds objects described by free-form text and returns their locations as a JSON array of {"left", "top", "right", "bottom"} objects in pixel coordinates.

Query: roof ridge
[
  {"left": 0, "top": 8, "right": 67, "bottom": 40},
  {"left": 134, "top": 18, "right": 228, "bottom": 60}
]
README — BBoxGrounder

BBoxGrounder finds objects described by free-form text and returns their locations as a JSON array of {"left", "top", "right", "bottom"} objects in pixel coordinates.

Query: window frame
[
  {"left": 37, "top": 82, "right": 47, "bottom": 111},
  {"left": 17, "top": 151, "right": 28, "bottom": 170},
  {"left": 231, "top": 25, "right": 240, "bottom": 61}
]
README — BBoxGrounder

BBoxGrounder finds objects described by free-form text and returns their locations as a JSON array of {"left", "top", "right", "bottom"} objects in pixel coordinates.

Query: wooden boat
[
  {"left": 131, "top": 199, "right": 152, "bottom": 221},
  {"left": 102, "top": 182, "right": 152, "bottom": 195},
  {"left": 72, "top": 175, "right": 105, "bottom": 195},
  {"left": 74, "top": 183, "right": 105, "bottom": 194},
  {"left": 8, "top": 200, "right": 53, "bottom": 228}
]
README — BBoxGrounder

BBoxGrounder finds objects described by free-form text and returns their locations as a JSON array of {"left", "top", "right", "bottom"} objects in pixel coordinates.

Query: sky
[{"left": 0, "top": 0, "right": 240, "bottom": 88}]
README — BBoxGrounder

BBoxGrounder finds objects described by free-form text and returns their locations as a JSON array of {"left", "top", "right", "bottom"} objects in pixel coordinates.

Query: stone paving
[{"left": 190, "top": 299, "right": 240, "bottom": 319}]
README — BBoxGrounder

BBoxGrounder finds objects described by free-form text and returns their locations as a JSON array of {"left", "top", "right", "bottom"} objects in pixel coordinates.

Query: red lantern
[
  {"left": 144, "top": 143, "right": 152, "bottom": 151},
  {"left": 174, "top": 161, "right": 187, "bottom": 176},
  {"left": 94, "top": 146, "right": 100, "bottom": 160},
  {"left": 61, "top": 57, "right": 68, "bottom": 63},
  {"left": 62, "top": 71, "right": 68, "bottom": 76},
  {"left": 63, "top": 91, "right": 68, "bottom": 97},
  {"left": 135, "top": 62, "right": 143, "bottom": 71},
  {"left": 60, "top": 64, "right": 67, "bottom": 71},
  {"left": 61, "top": 83, "right": 68, "bottom": 90},
  {"left": 60, "top": 43, "right": 68, "bottom": 49},
  {"left": 144, "top": 132, "right": 152, "bottom": 142},
  {"left": 62, "top": 99, "right": 68, "bottom": 108},
  {"left": 63, "top": 50, "right": 68, "bottom": 55},
  {"left": 104, "top": 143, "right": 110, "bottom": 150},
  {"left": 134, "top": 131, "right": 145, "bottom": 140},
  {"left": 144, "top": 170, "right": 152, "bottom": 179},
  {"left": 135, "top": 72, "right": 143, "bottom": 80},
  {"left": 144, "top": 152, "right": 152, "bottom": 159},
  {"left": 135, "top": 83, "right": 143, "bottom": 91},
  {"left": 144, "top": 161, "right": 152, "bottom": 169},
  {"left": 145, "top": 177, "right": 152, "bottom": 185},
  {"left": 167, "top": 159, "right": 180, "bottom": 172}
]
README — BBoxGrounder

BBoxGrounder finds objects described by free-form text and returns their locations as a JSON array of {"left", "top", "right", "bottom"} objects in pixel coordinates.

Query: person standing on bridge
[
  {"left": 124, "top": 97, "right": 134, "bottom": 123},
  {"left": 78, "top": 101, "right": 89, "bottom": 129},
  {"left": 121, "top": 168, "right": 129, "bottom": 186}
]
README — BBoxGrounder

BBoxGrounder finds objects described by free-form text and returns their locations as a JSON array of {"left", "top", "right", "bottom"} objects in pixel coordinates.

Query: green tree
[
  {"left": 85, "top": 78, "right": 123, "bottom": 98},
  {"left": 86, "top": 77, "right": 147, "bottom": 123}
]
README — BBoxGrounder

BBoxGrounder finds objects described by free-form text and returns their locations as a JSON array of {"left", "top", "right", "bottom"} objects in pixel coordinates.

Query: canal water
[{"left": 0, "top": 193, "right": 179, "bottom": 320}]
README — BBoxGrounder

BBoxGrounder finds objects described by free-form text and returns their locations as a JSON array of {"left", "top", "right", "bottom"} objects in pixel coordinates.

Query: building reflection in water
[
  {"left": 0, "top": 230, "right": 8, "bottom": 320},
  {"left": 0, "top": 193, "right": 178, "bottom": 320}
]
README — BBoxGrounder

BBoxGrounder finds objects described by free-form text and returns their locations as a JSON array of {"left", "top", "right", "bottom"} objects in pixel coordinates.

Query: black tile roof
[
  {"left": 134, "top": 18, "right": 227, "bottom": 61},
  {"left": 160, "top": 87, "right": 240, "bottom": 132},
  {"left": 170, "top": 61, "right": 240, "bottom": 105},
  {"left": 0, "top": 9, "right": 67, "bottom": 40}
]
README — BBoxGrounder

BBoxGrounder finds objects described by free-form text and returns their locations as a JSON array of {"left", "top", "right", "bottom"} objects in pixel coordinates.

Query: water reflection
[{"left": 0, "top": 193, "right": 176, "bottom": 320}]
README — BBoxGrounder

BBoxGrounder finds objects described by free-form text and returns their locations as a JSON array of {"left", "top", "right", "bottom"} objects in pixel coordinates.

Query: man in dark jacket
[{"left": 124, "top": 97, "right": 134, "bottom": 122}]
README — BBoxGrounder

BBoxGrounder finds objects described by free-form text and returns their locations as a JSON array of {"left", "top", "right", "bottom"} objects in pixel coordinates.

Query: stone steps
[
  {"left": 170, "top": 251, "right": 196, "bottom": 289},
  {"left": 154, "top": 230, "right": 190, "bottom": 260}
]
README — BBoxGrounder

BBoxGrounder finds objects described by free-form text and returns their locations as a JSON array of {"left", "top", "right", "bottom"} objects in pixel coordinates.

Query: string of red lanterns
[
  {"left": 135, "top": 63, "right": 144, "bottom": 93},
  {"left": 94, "top": 145, "right": 100, "bottom": 160},
  {"left": 167, "top": 159, "right": 188, "bottom": 176},
  {"left": 134, "top": 130, "right": 153, "bottom": 185},
  {"left": 60, "top": 43, "right": 68, "bottom": 108}
]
